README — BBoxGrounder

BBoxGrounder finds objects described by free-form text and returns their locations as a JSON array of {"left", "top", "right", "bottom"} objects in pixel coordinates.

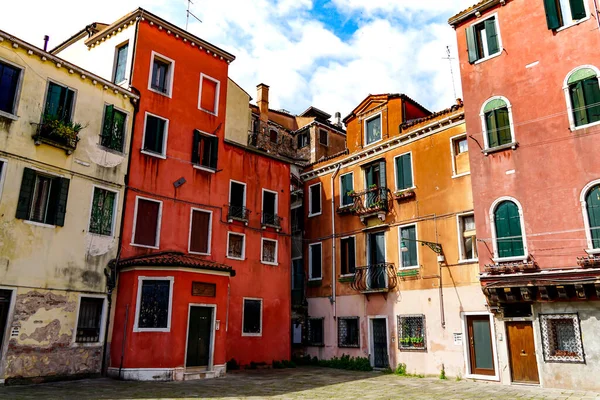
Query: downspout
[
  {"left": 434, "top": 215, "right": 446, "bottom": 329},
  {"left": 331, "top": 163, "right": 342, "bottom": 322},
  {"left": 594, "top": 0, "right": 600, "bottom": 33}
]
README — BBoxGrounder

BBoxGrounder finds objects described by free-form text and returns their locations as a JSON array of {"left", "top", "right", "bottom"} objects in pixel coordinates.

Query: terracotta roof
[
  {"left": 343, "top": 93, "right": 431, "bottom": 124},
  {"left": 304, "top": 149, "right": 349, "bottom": 168},
  {"left": 401, "top": 100, "right": 464, "bottom": 130},
  {"left": 112, "top": 251, "right": 235, "bottom": 276},
  {"left": 299, "top": 106, "right": 332, "bottom": 120},
  {"left": 448, "top": 0, "right": 504, "bottom": 26}
]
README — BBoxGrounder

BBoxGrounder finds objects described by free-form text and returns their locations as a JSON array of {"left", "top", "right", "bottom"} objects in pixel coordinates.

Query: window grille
[
  {"left": 540, "top": 314, "right": 585, "bottom": 363},
  {"left": 76, "top": 297, "right": 103, "bottom": 343},
  {"left": 307, "top": 317, "right": 324, "bottom": 346},
  {"left": 89, "top": 188, "right": 116, "bottom": 236},
  {"left": 228, "top": 233, "right": 245, "bottom": 259},
  {"left": 138, "top": 280, "right": 171, "bottom": 329},
  {"left": 262, "top": 240, "right": 277, "bottom": 263},
  {"left": 338, "top": 317, "right": 359, "bottom": 348},
  {"left": 397, "top": 314, "right": 426, "bottom": 351}
]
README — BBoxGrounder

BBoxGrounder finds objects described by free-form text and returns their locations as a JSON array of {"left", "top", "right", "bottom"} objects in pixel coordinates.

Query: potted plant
[
  {"left": 394, "top": 189, "right": 416, "bottom": 201},
  {"left": 36, "top": 114, "right": 83, "bottom": 150}
]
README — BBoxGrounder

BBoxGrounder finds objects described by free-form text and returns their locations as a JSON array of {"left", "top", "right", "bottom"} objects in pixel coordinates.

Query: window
[
  {"left": 113, "top": 42, "right": 129, "bottom": 83},
  {"left": 297, "top": 131, "right": 309, "bottom": 148},
  {"left": 481, "top": 97, "right": 514, "bottom": 149},
  {"left": 134, "top": 278, "right": 173, "bottom": 331},
  {"left": 309, "top": 242, "right": 322, "bottom": 280},
  {"left": 340, "top": 236, "right": 356, "bottom": 276},
  {"left": 76, "top": 297, "right": 104, "bottom": 343},
  {"left": 89, "top": 187, "right": 117, "bottom": 236},
  {"left": 338, "top": 317, "right": 359, "bottom": 348},
  {"left": 0, "top": 159, "right": 7, "bottom": 200},
  {"left": 565, "top": 67, "right": 600, "bottom": 129},
  {"left": 451, "top": 135, "right": 470, "bottom": 176},
  {"left": 261, "top": 238, "right": 278, "bottom": 265},
  {"left": 198, "top": 73, "right": 220, "bottom": 115},
  {"left": 466, "top": 15, "right": 501, "bottom": 64},
  {"left": 0, "top": 59, "right": 23, "bottom": 116},
  {"left": 192, "top": 129, "right": 218, "bottom": 171},
  {"left": 308, "top": 183, "right": 322, "bottom": 216},
  {"left": 319, "top": 129, "right": 328, "bottom": 146},
  {"left": 340, "top": 172, "right": 354, "bottom": 207},
  {"left": 101, "top": 105, "right": 127, "bottom": 152},
  {"left": 242, "top": 298, "right": 262, "bottom": 336},
  {"left": 458, "top": 214, "right": 478, "bottom": 261},
  {"left": 365, "top": 114, "right": 382, "bottom": 145},
  {"left": 16, "top": 168, "right": 70, "bottom": 227},
  {"left": 44, "top": 81, "right": 75, "bottom": 123},
  {"left": 492, "top": 200, "right": 525, "bottom": 260},
  {"left": 269, "top": 129, "right": 278, "bottom": 144},
  {"left": 149, "top": 52, "right": 174, "bottom": 96},
  {"left": 544, "top": 0, "right": 588, "bottom": 30},
  {"left": 394, "top": 153, "right": 413, "bottom": 191},
  {"left": 540, "top": 314, "right": 584, "bottom": 363},
  {"left": 142, "top": 113, "right": 168, "bottom": 157},
  {"left": 189, "top": 208, "right": 212, "bottom": 255},
  {"left": 227, "top": 232, "right": 245, "bottom": 260},
  {"left": 262, "top": 189, "right": 278, "bottom": 226},
  {"left": 228, "top": 180, "right": 247, "bottom": 221},
  {"left": 582, "top": 181, "right": 600, "bottom": 251},
  {"left": 397, "top": 315, "right": 426, "bottom": 351},
  {"left": 399, "top": 225, "right": 418, "bottom": 269},
  {"left": 132, "top": 197, "right": 162, "bottom": 248},
  {"left": 307, "top": 317, "right": 324, "bottom": 346}
]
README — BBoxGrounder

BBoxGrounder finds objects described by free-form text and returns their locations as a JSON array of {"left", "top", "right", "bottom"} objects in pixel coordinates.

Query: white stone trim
[
  {"left": 489, "top": 196, "right": 528, "bottom": 262},
  {"left": 260, "top": 237, "right": 278, "bottom": 266},
  {"left": 580, "top": 178, "right": 600, "bottom": 253},
  {"left": 71, "top": 293, "right": 108, "bottom": 347},
  {"left": 188, "top": 207, "right": 213, "bottom": 256},
  {"left": 147, "top": 50, "right": 175, "bottom": 98},
  {"left": 479, "top": 95, "right": 516, "bottom": 151},
  {"left": 562, "top": 65, "right": 600, "bottom": 131},
  {"left": 392, "top": 150, "right": 416, "bottom": 192},
  {"left": 133, "top": 276, "right": 174, "bottom": 333},
  {"left": 363, "top": 111, "right": 383, "bottom": 147},
  {"left": 226, "top": 231, "right": 246, "bottom": 261},
  {"left": 308, "top": 242, "right": 323, "bottom": 280},
  {"left": 367, "top": 315, "right": 390, "bottom": 368},
  {"left": 87, "top": 184, "right": 119, "bottom": 237},
  {"left": 460, "top": 311, "right": 500, "bottom": 381},
  {"left": 198, "top": 73, "right": 220, "bottom": 116},
  {"left": 449, "top": 133, "right": 470, "bottom": 178},
  {"left": 456, "top": 211, "right": 478, "bottom": 263},
  {"left": 241, "top": 297, "right": 263, "bottom": 337},
  {"left": 131, "top": 195, "right": 163, "bottom": 249},
  {"left": 184, "top": 304, "right": 217, "bottom": 370},
  {"left": 398, "top": 223, "right": 418, "bottom": 270},
  {"left": 308, "top": 182, "right": 322, "bottom": 217},
  {"left": 0, "top": 55, "right": 24, "bottom": 119},
  {"left": 469, "top": 12, "right": 503, "bottom": 65},
  {"left": 141, "top": 111, "right": 169, "bottom": 159}
]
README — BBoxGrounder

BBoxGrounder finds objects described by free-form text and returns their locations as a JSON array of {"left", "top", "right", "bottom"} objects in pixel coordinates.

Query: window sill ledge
[
  {"left": 555, "top": 16, "right": 590, "bottom": 33},
  {"left": 241, "top": 333, "right": 262, "bottom": 337},
  {"left": 226, "top": 256, "right": 245, "bottom": 261},
  {"left": 141, "top": 150, "right": 166, "bottom": 159},
  {"left": 193, "top": 164, "right": 216, "bottom": 173},
  {"left": 199, "top": 107, "right": 218, "bottom": 117},
  {"left": 24, "top": 220, "right": 56, "bottom": 229},
  {"left": 585, "top": 248, "right": 600, "bottom": 255},
  {"left": 133, "top": 328, "right": 171, "bottom": 333},
  {"left": 148, "top": 87, "right": 172, "bottom": 98},
  {"left": 483, "top": 142, "right": 518, "bottom": 155},
  {"left": 97, "top": 145, "right": 126, "bottom": 157},
  {"left": 0, "top": 110, "right": 18, "bottom": 121},
  {"left": 458, "top": 258, "right": 478, "bottom": 265},
  {"left": 571, "top": 119, "right": 600, "bottom": 132},
  {"left": 261, "top": 261, "right": 279, "bottom": 266},
  {"left": 452, "top": 172, "right": 471, "bottom": 179},
  {"left": 307, "top": 212, "right": 322, "bottom": 218},
  {"left": 130, "top": 243, "right": 160, "bottom": 250},
  {"left": 492, "top": 256, "right": 528, "bottom": 263},
  {"left": 71, "top": 342, "right": 103, "bottom": 348},
  {"left": 189, "top": 250, "right": 211, "bottom": 256},
  {"left": 473, "top": 50, "right": 503, "bottom": 65}
]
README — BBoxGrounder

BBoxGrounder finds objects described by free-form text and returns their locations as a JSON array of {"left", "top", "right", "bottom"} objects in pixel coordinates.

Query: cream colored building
[{"left": 0, "top": 30, "right": 137, "bottom": 383}]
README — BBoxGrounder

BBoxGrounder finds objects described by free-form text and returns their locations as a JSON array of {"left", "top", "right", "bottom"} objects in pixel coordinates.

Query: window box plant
[
  {"left": 394, "top": 189, "right": 416, "bottom": 201},
  {"left": 34, "top": 114, "right": 83, "bottom": 154}
]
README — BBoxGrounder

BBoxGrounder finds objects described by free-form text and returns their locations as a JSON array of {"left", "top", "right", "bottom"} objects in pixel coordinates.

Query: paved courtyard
[{"left": 1, "top": 367, "right": 599, "bottom": 400}]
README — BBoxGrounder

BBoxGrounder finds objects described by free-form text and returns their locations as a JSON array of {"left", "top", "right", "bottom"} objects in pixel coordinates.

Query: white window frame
[
  {"left": 141, "top": 111, "right": 169, "bottom": 159},
  {"left": 261, "top": 188, "right": 278, "bottom": 220},
  {"left": 319, "top": 128, "right": 329, "bottom": 146},
  {"left": 450, "top": 133, "right": 470, "bottom": 178},
  {"left": 340, "top": 235, "right": 357, "bottom": 277},
  {"left": 188, "top": 207, "right": 213, "bottom": 256},
  {"left": 580, "top": 178, "right": 600, "bottom": 254},
  {"left": 479, "top": 96, "right": 517, "bottom": 152},
  {"left": 0, "top": 56, "right": 24, "bottom": 120},
  {"left": 456, "top": 212, "right": 478, "bottom": 263},
  {"left": 308, "top": 242, "right": 323, "bottom": 280},
  {"left": 147, "top": 51, "right": 175, "bottom": 98},
  {"left": 470, "top": 13, "right": 503, "bottom": 65},
  {"left": 308, "top": 182, "right": 322, "bottom": 217},
  {"left": 87, "top": 185, "right": 120, "bottom": 237},
  {"left": 260, "top": 238, "right": 278, "bottom": 266},
  {"left": 23, "top": 168, "right": 64, "bottom": 229},
  {"left": 198, "top": 73, "right": 220, "bottom": 116},
  {"left": 72, "top": 294, "right": 108, "bottom": 346},
  {"left": 489, "top": 196, "right": 528, "bottom": 263},
  {"left": 398, "top": 223, "right": 419, "bottom": 270},
  {"left": 226, "top": 231, "right": 246, "bottom": 261},
  {"left": 133, "top": 276, "right": 174, "bottom": 333},
  {"left": 363, "top": 112, "right": 383, "bottom": 146},
  {"left": 460, "top": 312, "right": 500, "bottom": 381},
  {"left": 393, "top": 151, "right": 416, "bottom": 192},
  {"left": 241, "top": 297, "right": 263, "bottom": 337},
  {"left": 99, "top": 102, "right": 130, "bottom": 153},
  {"left": 339, "top": 172, "right": 354, "bottom": 208},
  {"left": 131, "top": 195, "right": 163, "bottom": 249},
  {"left": 563, "top": 65, "right": 600, "bottom": 131},
  {"left": 555, "top": 0, "right": 591, "bottom": 32},
  {"left": 112, "top": 40, "right": 130, "bottom": 85},
  {"left": 229, "top": 179, "right": 247, "bottom": 208},
  {"left": 0, "top": 158, "right": 8, "bottom": 201}
]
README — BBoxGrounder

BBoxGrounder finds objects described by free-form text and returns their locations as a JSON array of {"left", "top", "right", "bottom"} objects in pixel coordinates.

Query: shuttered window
[
  {"left": 319, "top": 129, "right": 328, "bottom": 146},
  {"left": 16, "top": 168, "right": 70, "bottom": 226},
  {"left": 101, "top": 105, "right": 127, "bottom": 152},
  {"left": 395, "top": 153, "right": 413, "bottom": 190},
  {"left": 340, "top": 237, "right": 356, "bottom": 275},
  {"left": 44, "top": 82, "right": 75, "bottom": 123},
  {"left": 400, "top": 225, "right": 418, "bottom": 269},
  {"left": 340, "top": 173, "right": 354, "bottom": 207},
  {"left": 199, "top": 75, "right": 219, "bottom": 114},
  {"left": 76, "top": 297, "right": 104, "bottom": 343},
  {"left": 138, "top": 280, "right": 171, "bottom": 329},
  {"left": 494, "top": 201, "right": 525, "bottom": 258},
  {"left": 586, "top": 185, "right": 600, "bottom": 249},
  {"left": 309, "top": 183, "right": 321, "bottom": 215},
  {"left": 309, "top": 243, "right": 322, "bottom": 279},
  {"left": 466, "top": 16, "right": 500, "bottom": 64},
  {"left": 189, "top": 209, "right": 211, "bottom": 254},
  {"left": 143, "top": 114, "right": 167, "bottom": 156},
  {"left": 192, "top": 130, "right": 218, "bottom": 170},
  {"left": 133, "top": 197, "right": 161, "bottom": 247},
  {"left": 0, "top": 60, "right": 22, "bottom": 115},
  {"left": 113, "top": 43, "right": 129, "bottom": 83},
  {"left": 568, "top": 69, "right": 600, "bottom": 128},
  {"left": 89, "top": 187, "right": 117, "bottom": 236},
  {"left": 544, "top": 0, "right": 587, "bottom": 30},
  {"left": 242, "top": 299, "right": 262, "bottom": 335},
  {"left": 484, "top": 98, "right": 513, "bottom": 148}
]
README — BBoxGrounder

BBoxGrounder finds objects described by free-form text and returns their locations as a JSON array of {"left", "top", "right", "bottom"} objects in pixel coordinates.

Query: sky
[{"left": 0, "top": 0, "right": 475, "bottom": 118}]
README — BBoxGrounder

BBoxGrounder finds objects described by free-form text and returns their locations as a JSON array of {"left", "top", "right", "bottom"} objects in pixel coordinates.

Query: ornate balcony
[
  {"left": 226, "top": 204, "right": 251, "bottom": 224},
  {"left": 261, "top": 212, "right": 282, "bottom": 230},
  {"left": 350, "top": 263, "right": 398, "bottom": 294},
  {"left": 349, "top": 186, "right": 390, "bottom": 223},
  {"left": 33, "top": 116, "right": 82, "bottom": 155}
]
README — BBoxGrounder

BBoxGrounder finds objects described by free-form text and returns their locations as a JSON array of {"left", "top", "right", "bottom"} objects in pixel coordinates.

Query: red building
[
  {"left": 450, "top": 0, "right": 600, "bottom": 390},
  {"left": 55, "top": 9, "right": 291, "bottom": 380}
]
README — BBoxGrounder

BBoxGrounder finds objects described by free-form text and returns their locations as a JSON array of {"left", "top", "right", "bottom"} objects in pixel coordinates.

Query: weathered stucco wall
[{"left": 225, "top": 79, "right": 251, "bottom": 146}]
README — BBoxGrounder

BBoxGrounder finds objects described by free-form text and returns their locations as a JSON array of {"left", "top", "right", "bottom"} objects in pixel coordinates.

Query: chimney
[
  {"left": 456, "top": 98, "right": 463, "bottom": 106},
  {"left": 334, "top": 112, "right": 342, "bottom": 127},
  {"left": 43, "top": 35, "right": 50, "bottom": 51},
  {"left": 257, "top": 83, "right": 269, "bottom": 122}
]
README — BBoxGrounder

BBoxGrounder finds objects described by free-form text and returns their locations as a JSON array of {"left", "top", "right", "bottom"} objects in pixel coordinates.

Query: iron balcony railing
[
  {"left": 350, "top": 263, "right": 398, "bottom": 293},
  {"left": 226, "top": 204, "right": 251, "bottom": 222},
  {"left": 349, "top": 187, "right": 390, "bottom": 216},
  {"left": 261, "top": 212, "right": 282, "bottom": 228}
]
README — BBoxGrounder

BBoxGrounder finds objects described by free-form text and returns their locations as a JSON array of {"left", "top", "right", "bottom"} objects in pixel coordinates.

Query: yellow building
[
  {"left": 0, "top": 30, "right": 137, "bottom": 383},
  {"left": 301, "top": 94, "right": 491, "bottom": 379}
]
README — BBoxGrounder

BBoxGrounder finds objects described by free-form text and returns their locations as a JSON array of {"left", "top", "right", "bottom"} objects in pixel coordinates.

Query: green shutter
[
  {"left": 402, "top": 154, "right": 413, "bottom": 189},
  {"left": 569, "top": 0, "right": 586, "bottom": 20},
  {"left": 62, "top": 88, "right": 75, "bottom": 123},
  {"left": 543, "top": 0, "right": 561, "bottom": 29},
  {"left": 348, "top": 238, "right": 356, "bottom": 273},
  {"left": 16, "top": 168, "right": 36, "bottom": 220},
  {"left": 496, "top": 108, "right": 512, "bottom": 145},
  {"left": 586, "top": 186, "right": 600, "bottom": 249},
  {"left": 401, "top": 226, "right": 417, "bottom": 267},
  {"left": 495, "top": 201, "right": 524, "bottom": 258},
  {"left": 53, "top": 177, "right": 70, "bottom": 227},
  {"left": 341, "top": 174, "right": 353, "bottom": 206},
  {"left": 485, "top": 111, "right": 499, "bottom": 148},
  {"left": 484, "top": 19, "right": 500, "bottom": 55},
  {"left": 366, "top": 165, "right": 375, "bottom": 187},
  {"left": 378, "top": 160, "right": 386, "bottom": 189},
  {"left": 570, "top": 81, "right": 589, "bottom": 127},
  {"left": 102, "top": 105, "right": 114, "bottom": 147},
  {"left": 209, "top": 136, "right": 219, "bottom": 169},
  {"left": 192, "top": 130, "right": 200, "bottom": 164},
  {"left": 466, "top": 26, "right": 478, "bottom": 64},
  {"left": 583, "top": 78, "right": 600, "bottom": 124},
  {"left": 395, "top": 156, "right": 403, "bottom": 190}
]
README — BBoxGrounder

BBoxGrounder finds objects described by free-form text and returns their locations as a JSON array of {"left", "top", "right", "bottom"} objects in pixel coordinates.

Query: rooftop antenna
[
  {"left": 443, "top": 46, "right": 458, "bottom": 100},
  {"left": 186, "top": 0, "right": 202, "bottom": 30}
]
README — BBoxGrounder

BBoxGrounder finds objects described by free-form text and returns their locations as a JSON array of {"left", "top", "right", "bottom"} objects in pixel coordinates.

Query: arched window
[
  {"left": 564, "top": 66, "right": 600, "bottom": 129},
  {"left": 480, "top": 97, "right": 514, "bottom": 149},
  {"left": 493, "top": 200, "right": 525, "bottom": 259},
  {"left": 583, "top": 183, "right": 600, "bottom": 250}
]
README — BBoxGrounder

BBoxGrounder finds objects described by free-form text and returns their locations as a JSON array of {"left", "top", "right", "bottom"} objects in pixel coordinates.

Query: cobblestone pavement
[{"left": 1, "top": 367, "right": 599, "bottom": 400}]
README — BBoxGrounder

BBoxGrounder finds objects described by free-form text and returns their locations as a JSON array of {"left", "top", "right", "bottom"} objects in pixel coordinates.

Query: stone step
[{"left": 183, "top": 370, "right": 217, "bottom": 381}]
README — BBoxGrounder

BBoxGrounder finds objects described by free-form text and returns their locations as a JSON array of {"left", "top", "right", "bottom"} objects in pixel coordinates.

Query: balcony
[
  {"left": 261, "top": 212, "right": 282, "bottom": 230},
  {"left": 349, "top": 186, "right": 390, "bottom": 223},
  {"left": 226, "top": 204, "right": 251, "bottom": 224},
  {"left": 350, "top": 263, "right": 398, "bottom": 294},
  {"left": 33, "top": 116, "right": 82, "bottom": 155}
]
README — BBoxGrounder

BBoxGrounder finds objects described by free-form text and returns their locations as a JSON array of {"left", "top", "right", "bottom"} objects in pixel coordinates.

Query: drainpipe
[
  {"left": 594, "top": 0, "right": 600, "bottom": 33},
  {"left": 434, "top": 215, "right": 446, "bottom": 329},
  {"left": 331, "top": 163, "right": 342, "bottom": 322}
]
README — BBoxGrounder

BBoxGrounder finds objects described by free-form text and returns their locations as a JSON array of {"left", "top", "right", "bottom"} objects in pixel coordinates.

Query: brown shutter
[
  {"left": 134, "top": 198, "right": 160, "bottom": 246},
  {"left": 190, "top": 210, "right": 210, "bottom": 253}
]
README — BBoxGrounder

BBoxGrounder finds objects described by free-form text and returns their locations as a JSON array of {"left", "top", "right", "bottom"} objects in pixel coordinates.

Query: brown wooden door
[
  {"left": 506, "top": 321, "right": 539, "bottom": 384},
  {"left": 466, "top": 315, "right": 496, "bottom": 376}
]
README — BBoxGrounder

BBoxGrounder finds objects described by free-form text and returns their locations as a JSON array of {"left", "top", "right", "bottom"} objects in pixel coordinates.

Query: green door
[
  {"left": 587, "top": 185, "right": 600, "bottom": 249},
  {"left": 186, "top": 306, "right": 213, "bottom": 367}
]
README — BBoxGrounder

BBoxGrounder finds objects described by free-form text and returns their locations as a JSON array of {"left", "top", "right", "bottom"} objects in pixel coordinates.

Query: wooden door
[
  {"left": 186, "top": 307, "right": 212, "bottom": 367},
  {"left": 506, "top": 321, "right": 540, "bottom": 384},
  {"left": 372, "top": 319, "right": 388, "bottom": 368},
  {"left": 466, "top": 315, "right": 496, "bottom": 376}
]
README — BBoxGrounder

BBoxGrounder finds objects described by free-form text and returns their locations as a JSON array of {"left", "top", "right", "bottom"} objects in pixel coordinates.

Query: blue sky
[{"left": 1, "top": 0, "right": 475, "bottom": 118}]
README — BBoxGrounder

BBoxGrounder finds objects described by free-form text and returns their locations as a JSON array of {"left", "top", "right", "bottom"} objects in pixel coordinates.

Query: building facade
[
  {"left": 450, "top": 0, "right": 600, "bottom": 390},
  {"left": 300, "top": 94, "right": 489, "bottom": 378},
  {"left": 0, "top": 30, "right": 137, "bottom": 383}
]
